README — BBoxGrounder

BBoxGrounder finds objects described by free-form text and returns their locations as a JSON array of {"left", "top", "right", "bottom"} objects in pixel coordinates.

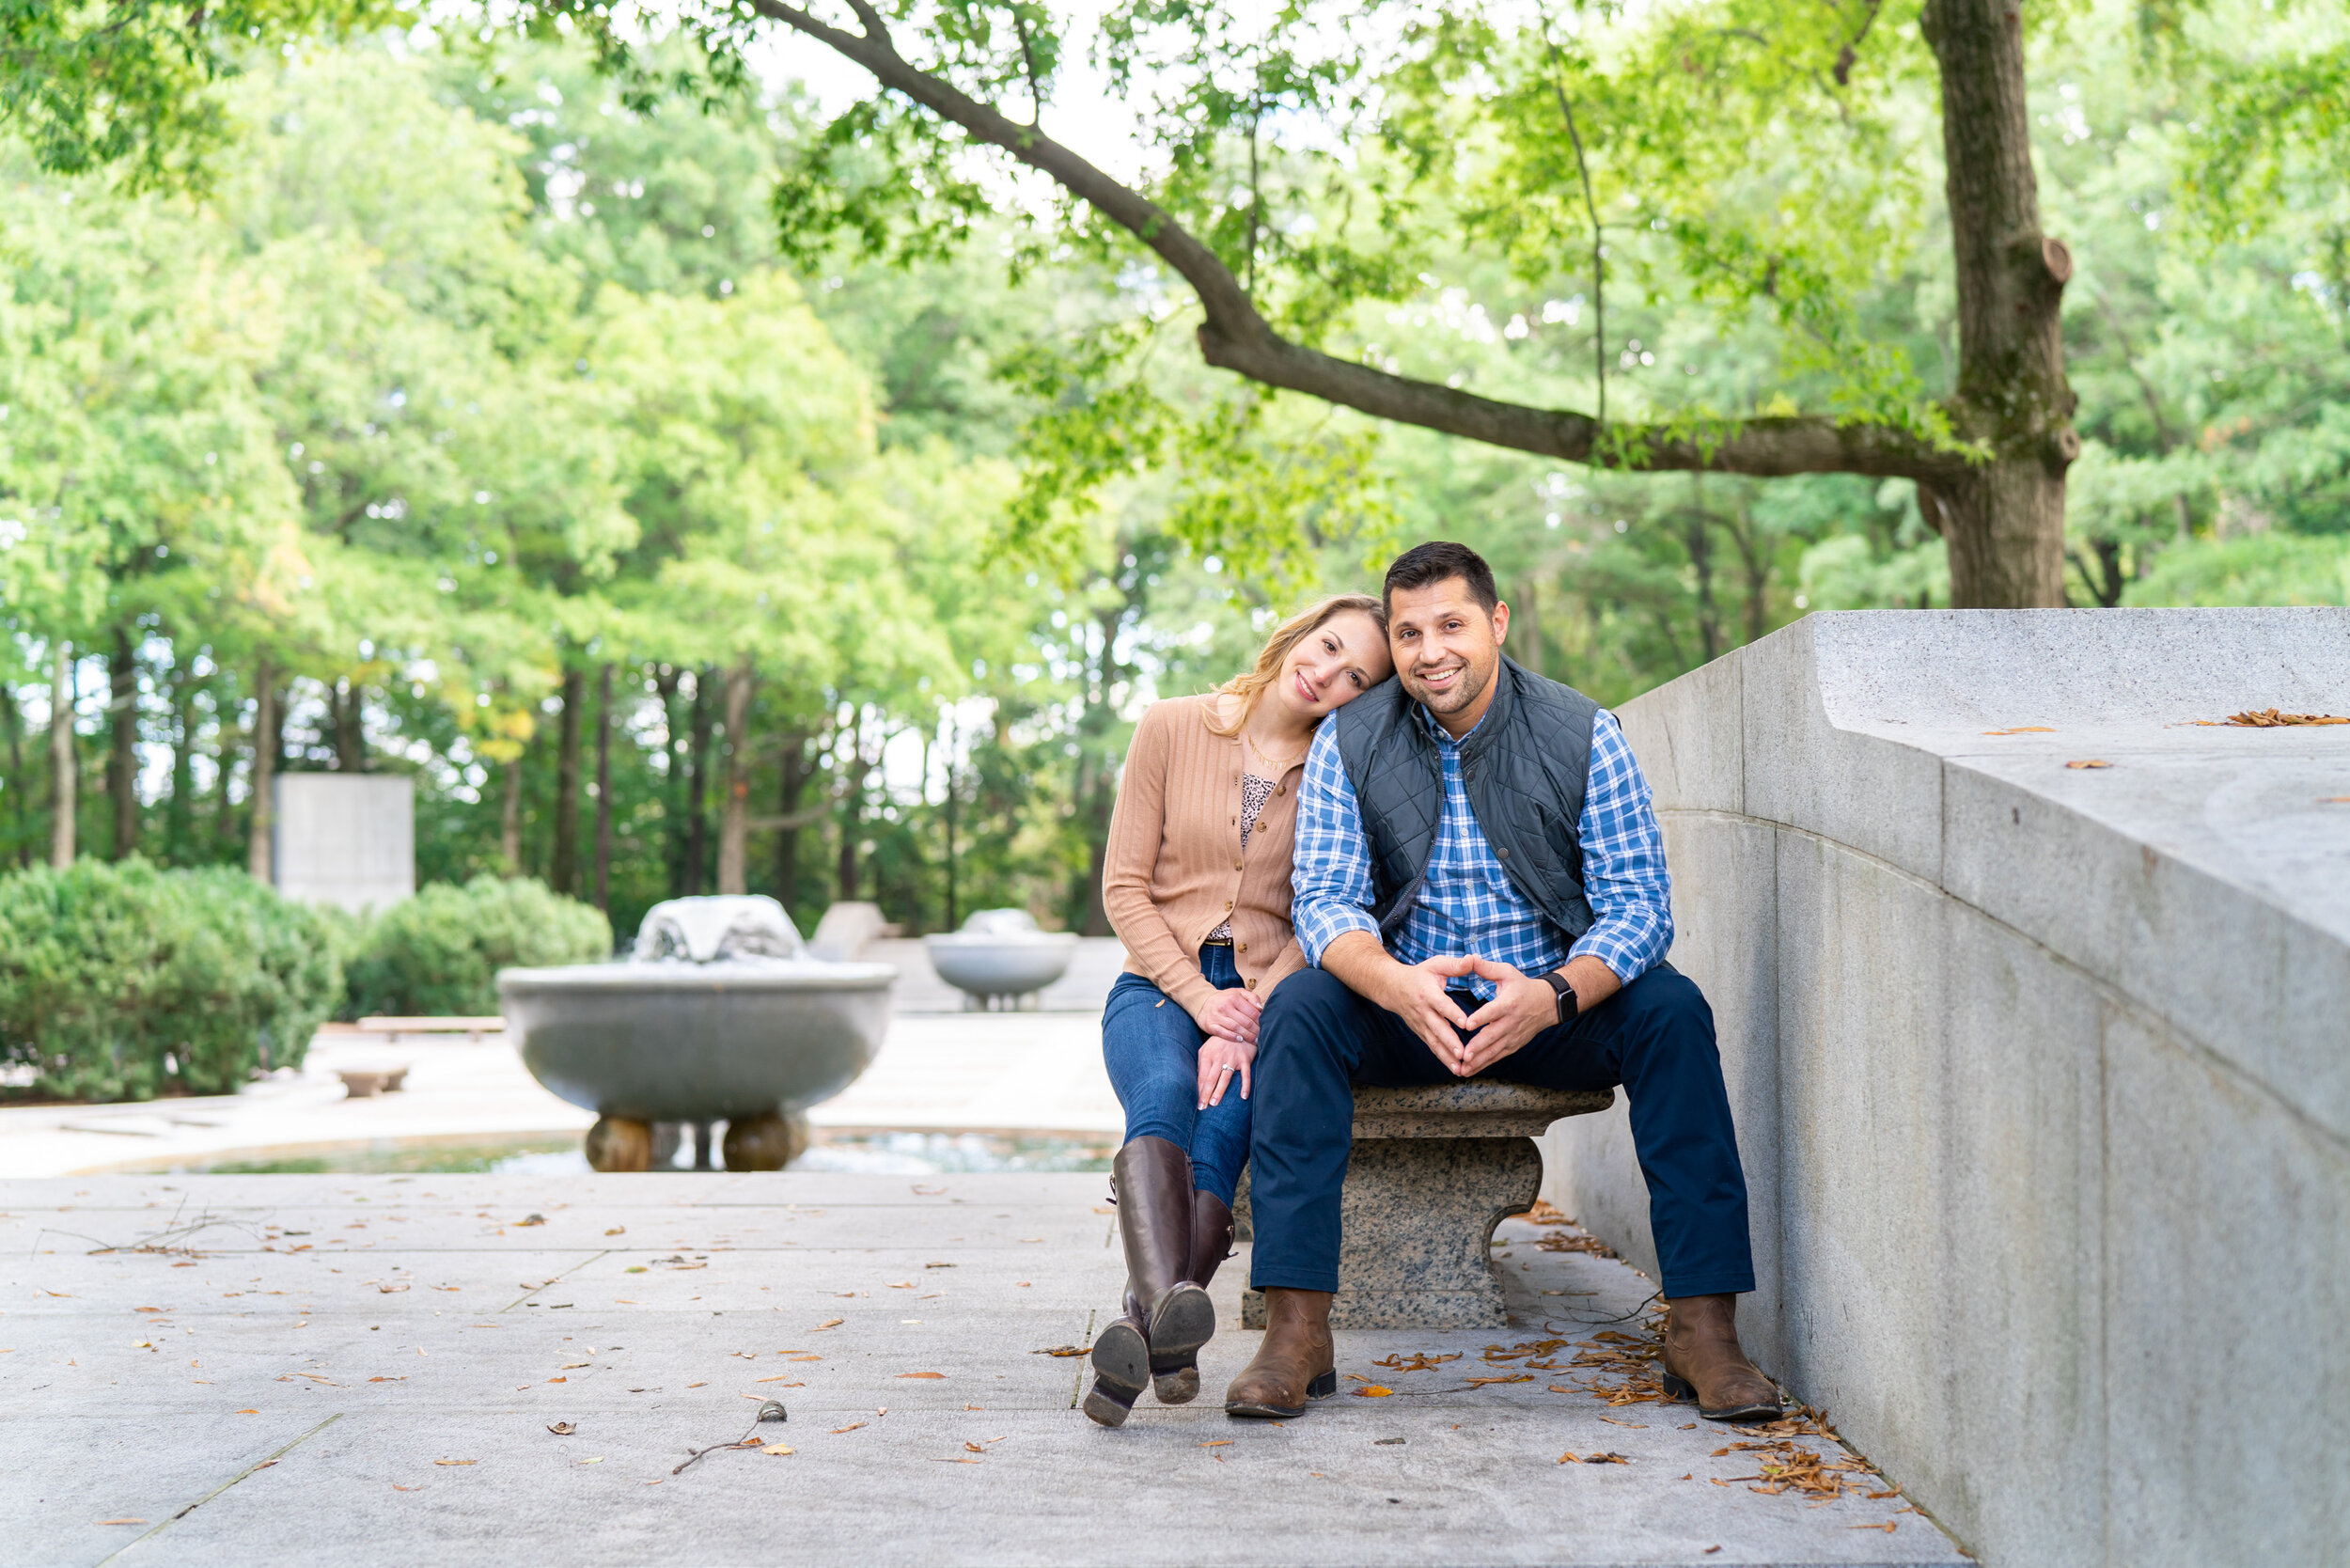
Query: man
[{"left": 1224, "top": 541, "right": 1779, "bottom": 1423}]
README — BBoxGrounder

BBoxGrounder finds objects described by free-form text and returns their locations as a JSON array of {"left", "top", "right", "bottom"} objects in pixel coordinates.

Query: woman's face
[{"left": 1271, "top": 609, "right": 1394, "bottom": 723}]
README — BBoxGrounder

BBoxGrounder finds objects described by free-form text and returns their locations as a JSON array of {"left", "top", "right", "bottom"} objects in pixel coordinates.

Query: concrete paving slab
[{"left": 0, "top": 1175, "right": 1965, "bottom": 1567}]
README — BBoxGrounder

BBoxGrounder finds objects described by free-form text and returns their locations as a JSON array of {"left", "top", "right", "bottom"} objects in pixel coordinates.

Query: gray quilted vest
[{"left": 1328, "top": 655, "right": 1602, "bottom": 944}]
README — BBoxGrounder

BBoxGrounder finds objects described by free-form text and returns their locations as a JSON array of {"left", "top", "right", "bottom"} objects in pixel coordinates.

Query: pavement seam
[
  {"left": 91, "top": 1412, "right": 343, "bottom": 1566},
  {"left": 496, "top": 1248, "right": 613, "bottom": 1312}
]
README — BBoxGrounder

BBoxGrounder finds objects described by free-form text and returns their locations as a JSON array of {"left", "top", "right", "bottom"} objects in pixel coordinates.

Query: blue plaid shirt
[{"left": 1292, "top": 703, "right": 1672, "bottom": 1001}]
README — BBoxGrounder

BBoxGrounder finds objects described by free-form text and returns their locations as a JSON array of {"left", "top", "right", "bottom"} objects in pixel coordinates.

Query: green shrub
[
  {"left": 0, "top": 859, "right": 343, "bottom": 1101},
  {"left": 342, "top": 875, "right": 610, "bottom": 1017}
]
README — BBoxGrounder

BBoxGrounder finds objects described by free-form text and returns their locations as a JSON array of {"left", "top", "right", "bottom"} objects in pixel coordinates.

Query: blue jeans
[
  {"left": 1102, "top": 945, "right": 1252, "bottom": 1207},
  {"left": 1248, "top": 964, "right": 1755, "bottom": 1299}
]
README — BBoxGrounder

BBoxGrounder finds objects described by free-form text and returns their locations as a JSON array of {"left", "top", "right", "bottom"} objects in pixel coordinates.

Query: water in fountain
[{"left": 632, "top": 895, "right": 807, "bottom": 964}]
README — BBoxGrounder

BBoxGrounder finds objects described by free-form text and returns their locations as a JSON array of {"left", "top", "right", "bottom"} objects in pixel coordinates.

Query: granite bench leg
[{"left": 1236, "top": 1131, "right": 1545, "bottom": 1330}]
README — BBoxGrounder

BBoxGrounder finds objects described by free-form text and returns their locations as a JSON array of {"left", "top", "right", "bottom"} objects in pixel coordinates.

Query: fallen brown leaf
[
  {"left": 812, "top": 1319, "right": 844, "bottom": 1332},
  {"left": 2065, "top": 759, "right": 2112, "bottom": 769},
  {"left": 1465, "top": 1374, "right": 1532, "bottom": 1388},
  {"left": 761, "top": 1444, "right": 793, "bottom": 1456},
  {"left": 2226, "top": 708, "right": 2348, "bottom": 728},
  {"left": 1851, "top": 1522, "right": 1897, "bottom": 1533},
  {"left": 434, "top": 1459, "right": 476, "bottom": 1466},
  {"left": 1030, "top": 1345, "right": 1089, "bottom": 1357},
  {"left": 95, "top": 1519, "right": 147, "bottom": 1526},
  {"left": 1982, "top": 726, "right": 2057, "bottom": 735},
  {"left": 1371, "top": 1352, "right": 1461, "bottom": 1373},
  {"left": 897, "top": 1372, "right": 946, "bottom": 1379},
  {"left": 829, "top": 1422, "right": 867, "bottom": 1435},
  {"left": 1352, "top": 1385, "right": 1394, "bottom": 1398},
  {"left": 547, "top": 1422, "right": 576, "bottom": 1435}
]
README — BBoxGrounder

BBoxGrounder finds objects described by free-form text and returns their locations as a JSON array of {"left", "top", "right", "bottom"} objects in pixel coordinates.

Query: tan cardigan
[{"left": 1102, "top": 694, "right": 1310, "bottom": 1019}]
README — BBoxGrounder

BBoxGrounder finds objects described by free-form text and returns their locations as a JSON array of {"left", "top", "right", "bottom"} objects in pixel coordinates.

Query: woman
[{"left": 1086, "top": 594, "right": 1393, "bottom": 1427}]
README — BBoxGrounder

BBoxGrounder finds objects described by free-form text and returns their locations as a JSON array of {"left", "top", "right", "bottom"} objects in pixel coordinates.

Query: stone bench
[{"left": 1234, "top": 1081, "right": 1613, "bottom": 1329}]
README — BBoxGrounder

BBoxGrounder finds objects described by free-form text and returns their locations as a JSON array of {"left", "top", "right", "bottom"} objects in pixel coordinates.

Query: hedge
[
  {"left": 340, "top": 875, "right": 610, "bottom": 1018},
  {"left": 0, "top": 859, "right": 342, "bottom": 1101}
]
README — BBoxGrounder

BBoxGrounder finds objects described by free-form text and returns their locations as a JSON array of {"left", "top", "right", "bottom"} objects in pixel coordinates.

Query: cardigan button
[
  {"left": 1238, "top": 942, "right": 1247, "bottom": 953},
  {"left": 1246, "top": 979, "right": 1258, "bottom": 991},
  {"left": 1233, "top": 861, "right": 1244, "bottom": 872}
]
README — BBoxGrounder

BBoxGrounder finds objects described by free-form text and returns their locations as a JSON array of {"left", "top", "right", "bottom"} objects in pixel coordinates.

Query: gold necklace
[{"left": 1243, "top": 729, "right": 1309, "bottom": 774}]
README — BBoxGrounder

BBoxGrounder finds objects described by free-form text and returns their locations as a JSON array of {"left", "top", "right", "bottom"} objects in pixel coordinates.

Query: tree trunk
[
  {"left": 108, "top": 628, "right": 138, "bottom": 860},
  {"left": 499, "top": 745, "right": 525, "bottom": 874},
  {"left": 49, "top": 642, "right": 76, "bottom": 867},
  {"left": 247, "top": 659, "right": 275, "bottom": 882},
  {"left": 330, "top": 678, "right": 366, "bottom": 773},
  {"left": 165, "top": 669, "right": 195, "bottom": 862},
  {"left": 1, "top": 678, "right": 25, "bottom": 868},
  {"left": 774, "top": 728, "right": 811, "bottom": 913},
  {"left": 941, "top": 715, "right": 960, "bottom": 933},
  {"left": 654, "top": 666, "right": 683, "bottom": 896},
  {"left": 593, "top": 662, "right": 615, "bottom": 911},
  {"left": 1921, "top": 0, "right": 2077, "bottom": 608},
  {"left": 685, "top": 670, "right": 713, "bottom": 895},
  {"left": 553, "top": 665, "right": 584, "bottom": 895},
  {"left": 716, "top": 656, "right": 754, "bottom": 896},
  {"left": 837, "top": 727, "right": 870, "bottom": 902},
  {"left": 1686, "top": 494, "right": 1722, "bottom": 663}
]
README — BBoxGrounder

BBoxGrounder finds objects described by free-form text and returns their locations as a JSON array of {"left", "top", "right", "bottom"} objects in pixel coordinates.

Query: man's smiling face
[{"left": 1386, "top": 577, "right": 1510, "bottom": 736}]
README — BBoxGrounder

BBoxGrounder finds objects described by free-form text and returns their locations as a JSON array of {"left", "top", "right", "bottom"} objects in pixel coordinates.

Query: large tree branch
[{"left": 749, "top": 0, "right": 1964, "bottom": 483}]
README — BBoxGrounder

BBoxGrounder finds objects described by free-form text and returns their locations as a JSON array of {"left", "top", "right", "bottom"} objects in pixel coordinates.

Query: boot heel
[
  {"left": 1306, "top": 1369, "right": 1338, "bottom": 1399},
  {"left": 1658, "top": 1370, "right": 1695, "bottom": 1402}
]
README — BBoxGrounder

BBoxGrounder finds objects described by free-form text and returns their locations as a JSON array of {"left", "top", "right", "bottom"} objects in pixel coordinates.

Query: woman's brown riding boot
[
  {"left": 1222, "top": 1287, "right": 1336, "bottom": 1419},
  {"left": 1084, "top": 1137, "right": 1212, "bottom": 1427},
  {"left": 1658, "top": 1294, "right": 1783, "bottom": 1421},
  {"left": 1149, "top": 1189, "right": 1234, "bottom": 1405}
]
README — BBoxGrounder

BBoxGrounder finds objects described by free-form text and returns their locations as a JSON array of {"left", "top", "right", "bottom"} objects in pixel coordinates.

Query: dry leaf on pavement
[
  {"left": 1352, "top": 1385, "right": 1394, "bottom": 1398},
  {"left": 547, "top": 1422, "right": 575, "bottom": 1435}
]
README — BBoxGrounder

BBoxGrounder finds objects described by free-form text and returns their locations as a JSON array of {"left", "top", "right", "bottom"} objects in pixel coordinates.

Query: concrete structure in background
[
  {"left": 1543, "top": 607, "right": 2349, "bottom": 1568},
  {"left": 271, "top": 773, "right": 414, "bottom": 910}
]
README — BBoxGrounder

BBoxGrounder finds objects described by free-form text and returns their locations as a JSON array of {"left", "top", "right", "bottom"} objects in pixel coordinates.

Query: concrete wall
[
  {"left": 1541, "top": 608, "right": 2350, "bottom": 1568},
  {"left": 272, "top": 773, "right": 415, "bottom": 911}
]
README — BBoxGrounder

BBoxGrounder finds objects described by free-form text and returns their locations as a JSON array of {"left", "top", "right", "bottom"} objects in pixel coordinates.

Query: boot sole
[
  {"left": 1223, "top": 1369, "right": 1337, "bottom": 1420},
  {"left": 1148, "top": 1283, "right": 1214, "bottom": 1365},
  {"left": 1086, "top": 1321, "right": 1150, "bottom": 1428},
  {"left": 1659, "top": 1369, "right": 1784, "bottom": 1423}
]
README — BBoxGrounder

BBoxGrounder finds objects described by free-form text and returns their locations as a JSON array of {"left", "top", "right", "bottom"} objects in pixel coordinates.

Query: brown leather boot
[
  {"left": 1223, "top": 1287, "right": 1336, "bottom": 1419},
  {"left": 1659, "top": 1294, "right": 1783, "bottom": 1421},
  {"left": 1084, "top": 1138, "right": 1212, "bottom": 1427},
  {"left": 1150, "top": 1189, "right": 1233, "bottom": 1405},
  {"left": 1082, "top": 1291, "right": 1149, "bottom": 1427}
]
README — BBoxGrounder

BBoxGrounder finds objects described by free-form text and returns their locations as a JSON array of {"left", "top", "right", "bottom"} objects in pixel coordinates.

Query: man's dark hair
[{"left": 1383, "top": 541, "right": 1499, "bottom": 615}]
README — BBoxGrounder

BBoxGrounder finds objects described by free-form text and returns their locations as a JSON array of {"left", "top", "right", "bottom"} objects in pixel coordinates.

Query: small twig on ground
[{"left": 672, "top": 1400, "right": 787, "bottom": 1475}]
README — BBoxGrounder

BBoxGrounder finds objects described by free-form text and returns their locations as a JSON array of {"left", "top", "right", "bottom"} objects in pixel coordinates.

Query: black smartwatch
[{"left": 1543, "top": 970, "right": 1579, "bottom": 1026}]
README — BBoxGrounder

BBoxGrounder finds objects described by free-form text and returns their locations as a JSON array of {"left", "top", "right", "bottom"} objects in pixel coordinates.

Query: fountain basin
[
  {"left": 500, "top": 959, "right": 894, "bottom": 1123},
  {"left": 924, "top": 907, "right": 1078, "bottom": 1009}
]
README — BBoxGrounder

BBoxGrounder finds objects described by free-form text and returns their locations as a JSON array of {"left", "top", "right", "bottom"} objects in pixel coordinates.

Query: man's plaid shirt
[{"left": 1291, "top": 702, "right": 1672, "bottom": 1001}]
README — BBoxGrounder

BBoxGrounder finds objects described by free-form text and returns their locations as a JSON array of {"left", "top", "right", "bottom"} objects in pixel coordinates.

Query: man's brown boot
[
  {"left": 1659, "top": 1294, "right": 1783, "bottom": 1422},
  {"left": 1151, "top": 1190, "right": 1234, "bottom": 1405},
  {"left": 1223, "top": 1288, "right": 1336, "bottom": 1419}
]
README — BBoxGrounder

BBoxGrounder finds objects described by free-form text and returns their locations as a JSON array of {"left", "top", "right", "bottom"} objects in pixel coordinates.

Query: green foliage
[
  {"left": 0, "top": 859, "right": 339, "bottom": 1101},
  {"left": 0, "top": 1, "right": 405, "bottom": 190},
  {"left": 342, "top": 875, "right": 610, "bottom": 1018}
]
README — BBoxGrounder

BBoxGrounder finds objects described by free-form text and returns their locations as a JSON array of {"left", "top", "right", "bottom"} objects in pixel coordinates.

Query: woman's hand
[
  {"left": 1197, "top": 1035, "right": 1257, "bottom": 1108},
  {"left": 1193, "top": 987, "right": 1261, "bottom": 1047}
]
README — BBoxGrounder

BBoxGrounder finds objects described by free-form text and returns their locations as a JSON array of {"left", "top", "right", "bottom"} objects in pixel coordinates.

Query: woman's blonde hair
[{"left": 1202, "top": 593, "right": 1387, "bottom": 737}]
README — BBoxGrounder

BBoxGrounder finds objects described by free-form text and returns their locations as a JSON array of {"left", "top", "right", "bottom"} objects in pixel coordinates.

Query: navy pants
[
  {"left": 1101, "top": 944, "right": 1252, "bottom": 1207},
  {"left": 1247, "top": 964, "right": 1755, "bottom": 1299}
]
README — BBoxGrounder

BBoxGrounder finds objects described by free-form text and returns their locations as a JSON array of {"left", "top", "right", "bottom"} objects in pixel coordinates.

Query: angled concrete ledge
[{"left": 1543, "top": 608, "right": 2350, "bottom": 1568}]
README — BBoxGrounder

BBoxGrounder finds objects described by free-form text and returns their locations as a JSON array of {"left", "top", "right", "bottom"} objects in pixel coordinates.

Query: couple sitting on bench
[{"left": 1088, "top": 540, "right": 1778, "bottom": 1428}]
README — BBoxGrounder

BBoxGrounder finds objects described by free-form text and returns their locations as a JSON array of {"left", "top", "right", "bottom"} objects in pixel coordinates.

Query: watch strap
[{"left": 1543, "top": 970, "right": 1578, "bottom": 1025}]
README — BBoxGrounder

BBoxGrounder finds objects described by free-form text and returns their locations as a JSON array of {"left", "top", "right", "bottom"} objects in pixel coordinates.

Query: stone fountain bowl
[
  {"left": 499, "top": 958, "right": 896, "bottom": 1123},
  {"left": 924, "top": 908, "right": 1079, "bottom": 1000},
  {"left": 924, "top": 935, "right": 1080, "bottom": 997}
]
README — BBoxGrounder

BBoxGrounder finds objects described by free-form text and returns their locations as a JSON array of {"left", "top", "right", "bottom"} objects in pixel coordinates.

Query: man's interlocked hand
[
  {"left": 1455, "top": 958, "right": 1561, "bottom": 1074},
  {"left": 1371, "top": 952, "right": 1479, "bottom": 1066}
]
